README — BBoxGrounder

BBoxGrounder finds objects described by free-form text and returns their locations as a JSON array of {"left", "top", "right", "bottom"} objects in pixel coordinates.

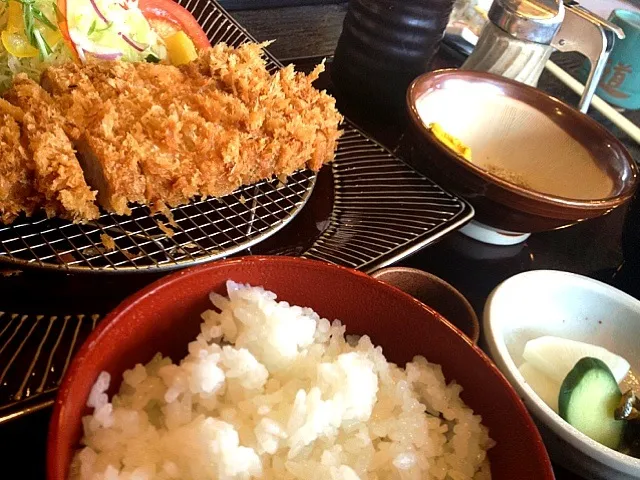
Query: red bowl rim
[{"left": 47, "top": 255, "right": 554, "bottom": 479}]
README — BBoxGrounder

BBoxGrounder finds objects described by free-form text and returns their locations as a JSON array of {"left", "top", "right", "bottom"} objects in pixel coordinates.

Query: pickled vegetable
[{"left": 559, "top": 357, "right": 626, "bottom": 450}]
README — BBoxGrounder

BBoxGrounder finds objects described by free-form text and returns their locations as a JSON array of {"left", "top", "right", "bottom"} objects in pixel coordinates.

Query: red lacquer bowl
[{"left": 48, "top": 256, "right": 553, "bottom": 479}]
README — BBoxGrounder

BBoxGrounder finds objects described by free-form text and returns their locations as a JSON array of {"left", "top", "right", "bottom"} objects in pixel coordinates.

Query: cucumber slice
[{"left": 559, "top": 357, "right": 626, "bottom": 450}]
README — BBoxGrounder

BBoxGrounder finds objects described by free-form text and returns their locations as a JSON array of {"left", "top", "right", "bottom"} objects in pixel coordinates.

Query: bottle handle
[{"left": 550, "top": 1, "right": 624, "bottom": 113}]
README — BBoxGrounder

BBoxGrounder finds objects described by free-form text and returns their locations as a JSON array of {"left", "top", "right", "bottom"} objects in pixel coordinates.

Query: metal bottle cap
[{"left": 488, "top": 0, "right": 564, "bottom": 44}]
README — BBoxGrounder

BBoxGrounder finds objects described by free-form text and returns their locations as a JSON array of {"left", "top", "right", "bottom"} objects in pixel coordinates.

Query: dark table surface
[{"left": 2, "top": 1, "right": 640, "bottom": 479}]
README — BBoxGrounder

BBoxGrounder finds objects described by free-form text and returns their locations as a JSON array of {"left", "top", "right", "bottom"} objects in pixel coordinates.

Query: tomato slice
[
  {"left": 56, "top": 0, "right": 80, "bottom": 61},
  {"left": 139, "top": 0, "right": 210, "bottom": 50}
]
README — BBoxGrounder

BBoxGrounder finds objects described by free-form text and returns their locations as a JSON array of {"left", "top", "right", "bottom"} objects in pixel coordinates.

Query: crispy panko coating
[
  {"left": 42, "top": 62, "right": 150, "bottom": 214},
  {"left": 0, "top": 111, "right": 39, "bottom": 224},
  {"left": 184, "top": 42, "right": 343, "bottom": 180},
  {"left": 44, "top": 61, "right": 205, "bottom": 214},
  {"left": 4, "top": 75, "right": 99, "bottom": 223},
  {"left": 1, "top": 42, "right": 342, "bottom": 223}
]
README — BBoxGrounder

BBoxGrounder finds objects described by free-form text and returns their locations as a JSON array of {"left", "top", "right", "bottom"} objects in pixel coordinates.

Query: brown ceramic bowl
[
  {"left": 370, "top": 266, "right": 480, "bottom": 343},
  {"left": 48, "top": 256, "right": 553, "bottom": 480},
  {"left": 406, "top": 69, "right": 638, "bottom": 233}
]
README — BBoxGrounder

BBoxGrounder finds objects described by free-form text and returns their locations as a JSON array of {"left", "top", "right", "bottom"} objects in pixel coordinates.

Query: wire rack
[
  {"left": 0, "top": 174, "right": 315, "bottom": 272},
  {"left": 303, "top": 127, "right": 469, "bottom": 272},
  {"left": 0, "top": 312, "right": 101, "bottom": 423}
]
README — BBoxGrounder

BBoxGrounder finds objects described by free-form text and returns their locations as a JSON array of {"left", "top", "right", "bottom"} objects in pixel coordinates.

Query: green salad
[{"left": 0, "top": 0, "right": 167, "bottom": 91}]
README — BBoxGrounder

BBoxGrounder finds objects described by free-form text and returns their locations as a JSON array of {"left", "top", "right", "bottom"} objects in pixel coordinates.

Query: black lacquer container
[
  {"left": 331, "top": 0, "right": 455, "bottom": 109},
  {"left": 618, "top": 189, "right": 640, "bottom": 298}
]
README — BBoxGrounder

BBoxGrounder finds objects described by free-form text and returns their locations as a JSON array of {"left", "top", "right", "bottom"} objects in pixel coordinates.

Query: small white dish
[{"left": 483, "top": 270, "right": 640, "bottom": 480}]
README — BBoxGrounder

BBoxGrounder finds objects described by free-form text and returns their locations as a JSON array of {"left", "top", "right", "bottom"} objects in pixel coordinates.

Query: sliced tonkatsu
[
  {"left": 0, "top": 101, "right": 39, "bottom": 224},
  {"left": 4, "top": 76, "right": 99, "bottom": 223},
  {"left": 0, "top": 43, "right": 343, "bottom": 224},
  {"left": 42, "top": 63, "right": 150, "bottom": 215},
  {"left": 186, "top": 43, "right": 343, "bottom": 181},
  {"left": 43, "top": 61, "right": 203, "bottom": 214}
]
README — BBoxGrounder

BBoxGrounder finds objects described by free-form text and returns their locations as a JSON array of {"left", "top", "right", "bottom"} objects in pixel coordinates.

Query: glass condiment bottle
[{"left": 461, "top": 0, "right": 624, "bottom": 113}]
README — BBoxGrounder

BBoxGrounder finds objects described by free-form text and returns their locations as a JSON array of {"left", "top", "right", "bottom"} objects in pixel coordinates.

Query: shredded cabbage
[
  {"left": 67, "top": 0, "right": 166, "bottom": 62},
  {"left": 0, "top": 42, "right": 71, "bottom": 91},
  {"left": 0, "top": 0, "right": 70, "bottom": 91}
]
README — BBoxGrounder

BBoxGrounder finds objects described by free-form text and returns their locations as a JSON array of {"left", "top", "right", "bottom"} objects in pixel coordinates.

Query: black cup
[{"left": 331, "top": 0, "right": 455, "bottom": 110}]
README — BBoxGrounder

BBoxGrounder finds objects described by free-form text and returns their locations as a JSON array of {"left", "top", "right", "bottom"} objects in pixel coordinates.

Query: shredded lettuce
[
  {"left": 0, "top": 0, "right": 70, "bottom": 91},
  {"left": 67, "top": 0, "right": 166, "bottom": 62}
]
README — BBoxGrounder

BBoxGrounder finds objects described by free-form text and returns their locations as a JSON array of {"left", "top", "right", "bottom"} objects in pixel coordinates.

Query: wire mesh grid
[
  {"left": 0, "top": 311, "right": 101, "bottom": 423},
  {"left": 0, "top": 173, "right": 315, "bottom": 272},
  {"left": 303, "top": 126, "right": 470, "bottom": 271}
]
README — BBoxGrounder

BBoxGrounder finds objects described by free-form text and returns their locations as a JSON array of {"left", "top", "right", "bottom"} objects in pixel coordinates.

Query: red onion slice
[
  {"left": 69, "top": 29, "right": 123, "bottom": 62},
  {"left": 89, "top": 0, "right": 110, "bottom": 25},
  {"left": 119, "top": 33, "right": 146, "bottom": 52}
]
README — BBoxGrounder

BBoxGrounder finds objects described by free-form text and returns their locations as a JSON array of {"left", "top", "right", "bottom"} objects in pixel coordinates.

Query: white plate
[{"left": 483, "top": 270, "right": 640, "bottom": 480}]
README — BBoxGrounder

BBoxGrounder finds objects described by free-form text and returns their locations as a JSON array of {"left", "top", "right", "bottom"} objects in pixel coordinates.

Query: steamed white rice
[{"left": 71, "top": 281, "right": 494, "bottom": 480}]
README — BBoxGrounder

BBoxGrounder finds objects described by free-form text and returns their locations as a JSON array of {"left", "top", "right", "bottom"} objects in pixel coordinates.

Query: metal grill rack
[
  {"left": 0, "top": 173, "right": 315, "bottom": 272},
  {"left": 304, "top": 127, "right": 469, "bottom": 271},
  {"left": 0, "top": 312, "right": 101, "bottom": 423}
]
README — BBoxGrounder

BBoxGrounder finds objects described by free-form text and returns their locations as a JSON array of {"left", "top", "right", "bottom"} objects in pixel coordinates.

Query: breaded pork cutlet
[
  {"left": 135, "top": 45, "right": 342, "bottom": 198},
  {"left": 43, "top": 61, "right": 204, "bottom": 214},
  {"left": 46, "top": 60, "right": 239, "bottom": 208},
  {"left": 42, "top": 62, "right": 150, "bottom": 215},
  {"left": 132, "top": 62, "right": 246, "bottom": 198},
  {"left": 0, "top": 100, "right": 40, "bottom": 224},
  {"left": 184, "top": 43, "right": 343, "bottom": 183},
  {"left": 141, "top": 43, "right": 344, "bottom": 198},
  {"left": 4, "top": 75, "right": 99, "bottom": 223},
  {"left": 36, "top": 42, "right": 342, "bottom": 217},
  {"left": 41, "top": 61, "right": 149, "bottom": 139},
  {"left": 154, "top": 43, "right": 342, "bottom": 198}
]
